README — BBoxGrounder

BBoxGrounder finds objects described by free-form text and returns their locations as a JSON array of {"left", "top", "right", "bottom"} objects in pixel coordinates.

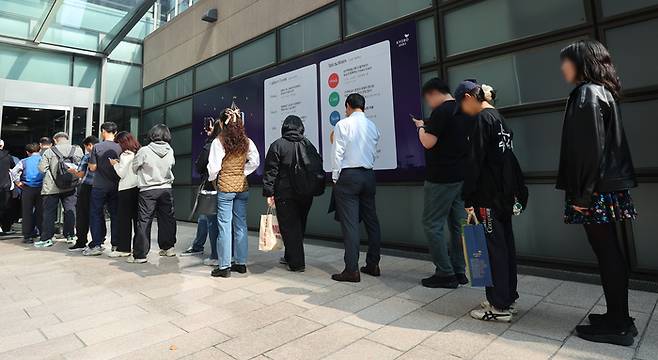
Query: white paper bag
[{"left": 259, "top": 207, "right": 283, "bottom": 252}]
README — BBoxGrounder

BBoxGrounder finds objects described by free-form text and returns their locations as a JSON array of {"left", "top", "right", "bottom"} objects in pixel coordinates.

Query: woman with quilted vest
[{"left": 207, "top": 107, "right": 260, "bottom": 278}]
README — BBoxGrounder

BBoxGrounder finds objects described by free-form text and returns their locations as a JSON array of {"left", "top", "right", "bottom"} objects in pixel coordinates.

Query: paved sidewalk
[{"left": 0, "top": 222, "right": 656, "bottom": 360}]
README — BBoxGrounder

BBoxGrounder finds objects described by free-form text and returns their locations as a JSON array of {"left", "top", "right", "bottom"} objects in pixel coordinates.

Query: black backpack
[
  {"left": 290, "top": 139, "right": 325, "bottom": 197},
  {"left": 50, "top": 147, "right": 79, "bottom": 190}
]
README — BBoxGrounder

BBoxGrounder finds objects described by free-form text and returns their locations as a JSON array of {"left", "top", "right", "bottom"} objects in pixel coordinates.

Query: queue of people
[{"left": 0, "top": 39, "right": 638, "bottom": 347}]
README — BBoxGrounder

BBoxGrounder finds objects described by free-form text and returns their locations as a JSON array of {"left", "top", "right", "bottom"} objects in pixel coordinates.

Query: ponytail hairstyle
[
  {"left": 218, "top": 106, "right": 249, "bottom": 156},
  {"left": 560, "top": 39, "right": 621, "bottom": 99},
  {"left": 465, "top": 82, "right": 497, "bottom": 103}
]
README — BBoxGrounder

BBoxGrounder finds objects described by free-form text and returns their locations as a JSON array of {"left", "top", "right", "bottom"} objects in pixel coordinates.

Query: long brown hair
[
  {"left": 115, "top": 131, "right": 141, "bottom": 153},
  {"left": 218, "top": 109, "right": 248, "bottom": 156}
]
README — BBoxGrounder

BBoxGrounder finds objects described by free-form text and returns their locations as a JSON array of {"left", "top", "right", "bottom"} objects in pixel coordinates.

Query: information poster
[
  {"left": 319, "top": 40, "right": 397, "bottom": 172},
  {"left": 263, "top": 64, "right": 319, "bottom": 149}
]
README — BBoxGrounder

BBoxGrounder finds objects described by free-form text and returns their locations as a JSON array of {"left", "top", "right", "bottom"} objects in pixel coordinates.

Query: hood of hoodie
[
  {"left": 148, "top": 141, "right": 172, "bottom": 158},
  {"left": 282, "top": 129, "right": 304, "bottom": 142}
]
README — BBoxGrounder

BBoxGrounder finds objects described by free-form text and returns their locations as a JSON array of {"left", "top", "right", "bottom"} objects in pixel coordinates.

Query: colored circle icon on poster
[
  {"left": 329, "top": 111, "right": 341, "bottom": 126},
  {"left": 328, "top": 92, "right": 340, "bottom": 107},
  {"left": 328, "top": 73, "right": 339, "bottom": 88}
]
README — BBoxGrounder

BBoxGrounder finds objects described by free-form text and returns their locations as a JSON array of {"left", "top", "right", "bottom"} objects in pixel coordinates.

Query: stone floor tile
[
  {"left": 298, "top": 293, "right": 381, "bottom": 325},
  {"left": 40, "top": 305, "right": 147, "bottom": 339},
  {"left": 210, "top": 300, "right": 306, "bottom": 337},
  {"left": 180, "top": 347, "right": 235, "bottom": 360},
  {"left": 172, "top": 298, "right": 263, "bottom": 332},
  {"left": 473, "top": 330, "right": 562, "bottom": 360},
  {"left": 597, "top": 289, "right": 658, "bottom": 314},
  {"left": 396, "top": 285, "right": 453, "bottom": 304},
  {"left": 424, "top": 287, "right": 483, "bottom": 317},
  {"left": 326, "top": 339, "right": 401, "bottom": 359},
  {"left": 0, "top": 334, "right": 83, "bottom": 360},
  {"left": 217, "top": 316, "right": 322, "bottom": 359},
  {"left": 75, "top": 312, "right": 178, "bottom": 345},
  {"left": 355, "top": 278, "right": 417, "bottom": 300},
  {"left": 637, "top": 319, "right": 658, "bottom": 360},
  {"left": 544, "top": 281, "right": 603, "bottom": 309},
  {"left": 113, "top": 327, "right": 229, "bottom": 360},
  {"left": 366, "top": 309, "right": 455, "bottom": 351},
  {"left": 53, "top": 293, "right": 149, "bottom": 322},
  {"left": 397, "top": 345, "right": 462, "bottom": 360},
  {"left": 553, "top": 335, "right": 635, "bottom": 360},
  {"left": 198, "top": 288, "right": 254, "bottom": 307},
  {"left": 342, "top": 296, "right": 422, "bottom": 330},
  {"left": 517, "top": 275, "right": 563, "bottom": 296},
  {"left": 0, "top": 313, "right": 59, "bottom": 337},
  {"left": 421, "top": 316, "right": 510, "bottom": 359},
  {"left": 0, "top": 329, "right": 45, "bottom": 353},
  {"left": 511, "top": 302, "right": 588, "bottom": 341},
  {"left": 265, "top": 321, "right": 370, "bottom": 360},
  {"left": 285, "top": 282, "right": 361, "bottom": 309},
  {"left": 63, "top": 323, "right": 185, "bottom": 360}
]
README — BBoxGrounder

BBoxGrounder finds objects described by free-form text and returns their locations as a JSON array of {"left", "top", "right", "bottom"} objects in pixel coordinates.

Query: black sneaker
[
  {"left": 421, "top": 275, "right": 459, "bottom": 289},
  {"left": 279, "top": 257, "right": 288, "bottom": 265},
  {"left": 455, "top": 273, "right": 469, "bottom": 285},
  {"left": 22, "top": 237, "right": 34, "bottom": 244},
  {"left": 231, "top": 264, "right": 247, "bottom": 274},
  {"left": 576, "top": 324, "right": 634, "bottom": 347},
  {"left": 180, "top": 248, "right": 203, "bottom": 256},
  {"left": 68, "top": 243, "right": 86, "bottom": 252},
  {"left": 588, "top": 313, "right": 638, "bottom": 337},
  {"left": 287, "top": 265, "right": 305, "bottom": 272},
  {"left": 211, "top": 267, "right": 231, "bottom": 278}
]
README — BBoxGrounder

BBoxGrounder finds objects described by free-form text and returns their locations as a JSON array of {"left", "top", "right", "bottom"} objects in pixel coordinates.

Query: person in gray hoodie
[
  {"left": 129, "top": 124, "right": 176, "bottom": 263},
  {"left": 36, "top": 132, "right": 84, "bottom": 248}
]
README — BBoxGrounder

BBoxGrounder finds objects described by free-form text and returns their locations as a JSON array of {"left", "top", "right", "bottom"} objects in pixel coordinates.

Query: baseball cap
[{"left": 453, "top": 79, "right": 479, "bottom": 114}]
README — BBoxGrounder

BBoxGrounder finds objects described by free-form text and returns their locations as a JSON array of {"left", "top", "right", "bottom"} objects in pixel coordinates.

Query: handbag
[
  {"left": 189, "top": 177, "right": 217, "bottom": 220},
  {"left": 461, "top": 210, "right": 493, "bottom": 287},
  {"left": 258, "top": 206, "right": 283, "bottom": 252}
]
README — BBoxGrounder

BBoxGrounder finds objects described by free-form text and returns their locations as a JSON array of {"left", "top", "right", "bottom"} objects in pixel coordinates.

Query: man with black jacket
[
  {"left": 181, "top": 119, "right": 219, "bottom": 266},
  {"left": 0, "top": 140, "right": 16, "bottom": 235}
]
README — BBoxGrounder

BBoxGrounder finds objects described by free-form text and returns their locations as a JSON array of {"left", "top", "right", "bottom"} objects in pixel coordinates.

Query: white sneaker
[
  {"left": 158, "top": 248, "right": 176, "bottom": 257},
  {"left": 82, "top": 246, "right": 103, "bottom": 256},
  {"left": 34, "top": 239, "right": 54, "bottom": 248},
  {"left": 126, "top": 256, "right": 147, "bottom": 264},
  {"left": 470, "top": 304, "right": 513, "bottom": 323},
  {"left": 203, "top": 258, "right": 219, "bottom": 266},
  {"left": 108, "top": 250, "right": 131, "bottom": 258},
  {"left": 480, "top": 300, "right": 519, "bottom": 314}
]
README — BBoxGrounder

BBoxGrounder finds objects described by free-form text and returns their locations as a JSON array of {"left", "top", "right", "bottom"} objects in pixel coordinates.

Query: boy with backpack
[
  {"left": 10, "top": 143, "right": 45, "bottom": 243},
  {"left": 36, "top": 132, "right": 83, "bottom": 248}
]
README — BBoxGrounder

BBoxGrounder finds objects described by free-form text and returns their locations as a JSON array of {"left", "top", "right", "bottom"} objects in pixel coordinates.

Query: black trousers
[
  {"left": 117, "top": 187, "right": 139, "bottom": 253},
  {"left": 275, "top": 196, "right": 313, "bottom": 269},
  {"left": 334, "top": 168, "right": 381, "bottom": 272},
  {"left": 133, "top": 188, "right": 176, "bottom": 259},
  {"left": 41, "top": 191, "right": 76, "bottom": 241},
  {"left": 480, "top": 210, "right": 519, "bottom": 310},
  {"left": 75, "top": 184, "right": 92, "bottom": 246},
  {"left": 0, "top": 190, "right": 13, "bottom": 232},
  {"left": 21, "top": 186, "right": 42, "bottom": 239},
  {"left": 584, "top": 222, "right": 630, "bottom": 328}
]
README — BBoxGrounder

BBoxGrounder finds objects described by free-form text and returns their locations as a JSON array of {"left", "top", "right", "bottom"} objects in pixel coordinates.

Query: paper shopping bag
[
  {"left": 462, "top": 214, "right": 493, "bottom": 288},
  {"left": 259, "top": 207, "right": 283, "bottom": 252}
]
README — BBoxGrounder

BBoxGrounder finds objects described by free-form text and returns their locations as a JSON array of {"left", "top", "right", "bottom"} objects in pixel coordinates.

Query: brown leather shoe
[
  {"left": 331, "top": 270, "right": 361, "bottom": 282},
  {"left": 360, "top": 264, "right": 381, "bottom": 277}
]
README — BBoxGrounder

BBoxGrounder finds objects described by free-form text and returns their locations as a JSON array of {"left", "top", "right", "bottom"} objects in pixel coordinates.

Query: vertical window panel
[
  {"left": 345, "top": 0, "right": 432, "bottom": 35},
  {"left": 600, "top": 0, "right": 658, "bottom": 16},
  {"left": 143, "top": 82, "right": 165, "bottom": 109},
  {"left": 105, "top": 62, "right": 141, "bottom": 107},
  {"left": 165, "top": 99, "right": 193, "bottom": 129},
  {"left": 606, "top": 18, "right": 658, "bottom": 90},
  {"left": 280, "top": 6, "right": 340, "bottom": 60},
  {"left": 231, "top": 33, "right": 276, "bottom": 77},
  {"left": 195, "top": 54, "right": 229, "bottom": 91},
  {"left": 417, "top": 16, "right": 437, "bottom": 64},
  {"left": 166, "top": 70, "right": 193, "bottom": 101},
  {"left": 0, "top": 43, "right": 71, "bottom": 86}
]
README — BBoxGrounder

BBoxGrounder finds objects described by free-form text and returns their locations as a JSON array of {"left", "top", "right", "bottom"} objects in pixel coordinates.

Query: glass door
[{"left": 0, "top": 105, "right": 68, "bottom": 158}]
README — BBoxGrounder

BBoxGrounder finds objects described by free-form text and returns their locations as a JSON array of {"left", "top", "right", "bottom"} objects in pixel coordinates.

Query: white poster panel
[
  {"left": 263, "top": 64, "right": 319, "bottom": 150},
  {"left": 319, "top": 40, "right": 397, "bottom": 172}
]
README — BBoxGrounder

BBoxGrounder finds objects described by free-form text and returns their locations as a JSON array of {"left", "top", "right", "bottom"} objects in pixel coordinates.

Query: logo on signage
[
  {"left": 328, "top": 73, "right": 339, "bottom": 88},
  {"left": 396, "top": 33, "right": 410, "bottom": 47}
]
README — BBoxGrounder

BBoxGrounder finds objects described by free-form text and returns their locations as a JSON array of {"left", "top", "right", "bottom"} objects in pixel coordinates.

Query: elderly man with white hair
[{"left": 35, "top": 132, "right": 83, "bottom": 248}]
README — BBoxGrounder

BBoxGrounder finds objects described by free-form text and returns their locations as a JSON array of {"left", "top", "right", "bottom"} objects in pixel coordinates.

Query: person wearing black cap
[
  {"left": 454, "top": 80, "right": 527, "bottom": 323},
  {"left": 558, "top": 40, "right": 637, "bottom": 346},
  {"left": 412, "top": 78, "right": 472, "bottom": 289}
]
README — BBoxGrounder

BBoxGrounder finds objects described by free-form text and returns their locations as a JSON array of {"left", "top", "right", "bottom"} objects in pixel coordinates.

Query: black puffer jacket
[
  {"left": 557, "top": 82, "right": 637, "bottom": 207},
  {"left": 262, "top": 128, "right": 317, "bottom": 199},
  {"left": 195, "top": 137, "right": 214, "bottom": 191}
]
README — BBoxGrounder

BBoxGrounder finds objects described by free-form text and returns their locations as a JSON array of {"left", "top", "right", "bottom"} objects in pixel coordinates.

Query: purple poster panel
[{"left": 192, "top": 21, "right": 424, "bottom": 182}]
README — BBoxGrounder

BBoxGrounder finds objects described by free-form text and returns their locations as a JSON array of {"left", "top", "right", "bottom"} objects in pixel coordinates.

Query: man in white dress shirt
[{"left": 331, "top": 93, "right": 382, "bottom": 283}]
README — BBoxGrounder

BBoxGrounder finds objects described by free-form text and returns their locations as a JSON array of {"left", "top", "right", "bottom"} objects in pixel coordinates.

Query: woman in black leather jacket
[{"left": 558, "top": 40, "right": 637, "bottom": 347}]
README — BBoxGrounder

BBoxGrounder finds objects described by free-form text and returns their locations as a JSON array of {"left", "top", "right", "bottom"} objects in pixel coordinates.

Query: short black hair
[
  {"left": 345, "top": 93, "right": 366, "bottom": 111},
  {"left": 422, "top": 78, "right": 451, "bottom": 95},
  {"left": 39, "top": 137, "right": 52, "bottom": 145},
  {"left": 148, "top": 124, "right": 172, "bottom": 143},
  {"left": 82, "top": 135, "right": 99, "bottom": 146},
  {"left": 100, "top": 122, "right": 118, "bottom": 134},
  {"left": 25, "top": 143, "right": 40, "bottom": 153}
]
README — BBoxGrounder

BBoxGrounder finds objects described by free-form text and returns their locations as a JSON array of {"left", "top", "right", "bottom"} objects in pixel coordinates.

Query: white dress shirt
[
  {"left": 332, "top": 111, "right": 381, "bottom": 182},
  {"left": 207, "top": 138, "right": 260, "bottom": 181}
]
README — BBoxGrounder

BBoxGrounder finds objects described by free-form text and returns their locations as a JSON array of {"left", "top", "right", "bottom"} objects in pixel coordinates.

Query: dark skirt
[{"left": 564, "top": 190, "right": 637, "bottom": 225}]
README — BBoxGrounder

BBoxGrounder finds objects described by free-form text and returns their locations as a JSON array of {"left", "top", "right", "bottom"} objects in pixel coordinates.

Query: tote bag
[
  {"left": 189, "top": 177, "right": 217, "bottom": 220},
  {"left": 259, "top": 206, "right": 283, "bottom": 252},
  {"left": 461, "top": 211, "right": 493, "bottom": 287}
]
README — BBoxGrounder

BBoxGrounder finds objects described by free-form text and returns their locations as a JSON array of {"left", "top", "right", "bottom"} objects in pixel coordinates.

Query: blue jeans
[
  {"left": 89, "top": 187, "right": 118, "bottom": 248},
  {"left": 192, "top": 214, "right": 218, "bottom": 259},
  {"left": 422, "top": 181, "right": 466, "bottom": 276},
  {"left": 216, "top": 191, "right": 249, "bottom": 269}
]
